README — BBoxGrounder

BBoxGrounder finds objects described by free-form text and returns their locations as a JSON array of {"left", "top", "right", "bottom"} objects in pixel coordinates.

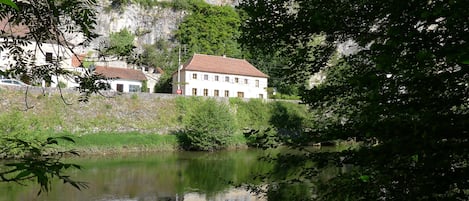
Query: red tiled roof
[
  {"left": 1, "top": 18, "right": 69, "bottom": 45},
  {"left": 72, "top": 54, "right": 86, "bottom": 67},
  {"left": 182, "top": 54, "right": 268, "bottom": 78},
  {"left": 95, "top": 66, "right": 147, "bottom": 81},
  {"left": 0, "top": 18, "right": 28, "bottom": 37}
]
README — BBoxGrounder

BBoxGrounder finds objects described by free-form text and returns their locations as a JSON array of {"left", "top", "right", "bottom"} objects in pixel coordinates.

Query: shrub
[
  {"left": 177, "top": 98, "right": 236, "bottom": 151},
  {"left": 229, "top": 98, "right": 271, "bottom": 130}
]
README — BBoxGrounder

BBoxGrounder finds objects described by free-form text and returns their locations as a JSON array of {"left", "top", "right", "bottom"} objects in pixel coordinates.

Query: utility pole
[{"left": 177, "top": 45, "right": 182, "bottom": 95}]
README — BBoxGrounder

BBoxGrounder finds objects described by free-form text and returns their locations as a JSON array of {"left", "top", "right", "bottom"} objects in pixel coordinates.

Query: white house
[
  {"left": 172, "top": 54, "right": 269, "bottom": 99},
  {"left": 0, "top": 18, "right": 81, "bottom": 88},
  {"left": 95, "top": 66, "right": 147, "bottom": 93}
]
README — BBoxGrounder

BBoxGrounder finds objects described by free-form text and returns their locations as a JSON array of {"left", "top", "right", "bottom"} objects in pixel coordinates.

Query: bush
[
  {"left": 177, "top": 98, "right": 236, "bottom": 151},
  {"left": 229, "top": 98, "right": 271, "bottom": 129}
]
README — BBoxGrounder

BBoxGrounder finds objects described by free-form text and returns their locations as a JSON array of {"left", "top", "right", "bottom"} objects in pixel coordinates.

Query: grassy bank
[
  {"left": 51, "top": 132, "right": 248, "bottom": 154},
  {"left": 0, "top": 89, "right": 308, "bottom": 153}
]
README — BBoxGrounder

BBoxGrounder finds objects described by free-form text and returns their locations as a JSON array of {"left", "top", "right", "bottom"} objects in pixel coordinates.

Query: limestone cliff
[{"left": 82, "top": 0, "right": 237, "bottom": 53}]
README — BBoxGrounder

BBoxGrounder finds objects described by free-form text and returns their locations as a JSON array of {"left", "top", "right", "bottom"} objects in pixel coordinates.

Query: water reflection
[{"left": 0, "top": 150, "right": 270, "bottom": 201}]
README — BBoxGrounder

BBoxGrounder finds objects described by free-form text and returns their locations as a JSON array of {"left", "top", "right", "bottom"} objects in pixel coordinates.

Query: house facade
[
  {"left": 172, "top": 54, "right": 268, "bottom": 99},
  {"left": 95, "top": 66, "right": 147, "bottom": 93},
  {"left": 0, "top": 18, "right": 79, "bottom": 88}
]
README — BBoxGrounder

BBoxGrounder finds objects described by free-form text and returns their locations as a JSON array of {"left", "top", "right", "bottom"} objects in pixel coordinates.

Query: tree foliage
[
  {"left": 176, "top": 0, "right": 242, "bottom": 58},
  {"left": 0, "top": 137, "right": 87, "bottom": 195},
  {"left": 106, "top": 28, "right": 135, "bottom": 57},
  {"left": 137, "top": 39, "right": 180, "bottom": 93},
  {"left": 239, "top": 0, "right": 469, "bottom": 200},
  {"left": 0, "top": 0, "right": 106, "bottom": 193}
]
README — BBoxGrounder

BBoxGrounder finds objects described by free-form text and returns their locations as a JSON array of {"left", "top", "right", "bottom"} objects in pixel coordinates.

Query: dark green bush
[
  {"left": 177, "top": 98, "right": 236, "bottom": 151},
  {"left": 244, "top": 128, "right": 280, "bottom": 149}
]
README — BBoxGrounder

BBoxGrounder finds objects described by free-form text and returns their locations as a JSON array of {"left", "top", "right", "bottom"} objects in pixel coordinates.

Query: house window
[
  {"left": 235, "top": 77, "right": 239, "bottom": 83},
  {"left": 215, "top": 75, "right": 219, "bottom": 81},
  {"left": 224, "top": 90, "right": 229, "bottom": 97},
  {"left": 225, "top": 76, "right": 230, "bottom": 82},
  {"left": 129, "top": 85, "right": 141, "bottom": 92},
  {"left": 259, "top": 94, "right": 264, "bottom": 99},
  {"left": 237, "top": 92, "right": 244, "bottom": 98},
  {"left": 214, "top": 90, "right": 219, "bottom": 97},
  {"left": 203, "top": 88, "right": 208, "bottom": 96},
  {"left": 192, "top": 73, "right": 197, "bottom": 80},
  {"left": 244, "top": 79, "right": 248, "bottom": 84},
  {"left": 45, "top": 52, "right": 53, "bottom": 62},
  {"left": 192, "top": 88, "right": 197, "bottom": 96},
  {"left": 116, "top": 84, "right": 124, "bottom": 92},
  {"left": 204, "top": 74, "right": 208, "bottom": 80},
  {"left": 255, "top": 80, "right": 259, "bottom": 87}
]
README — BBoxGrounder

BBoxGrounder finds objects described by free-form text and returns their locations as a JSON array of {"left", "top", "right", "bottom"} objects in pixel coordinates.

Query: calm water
[{"left": 0, "top": 149, "right": 273, "bottom": 201}]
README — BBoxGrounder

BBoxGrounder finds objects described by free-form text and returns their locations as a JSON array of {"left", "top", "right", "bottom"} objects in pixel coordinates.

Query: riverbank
[
  {"left": 50, "top": 132, "right": 248, "bottom": 155},
  {"left": 0, "top": 88, "right": 309, "bottom": 154},
  {"left": 0, "top": 87, "right": 308, "bottom": 134}
]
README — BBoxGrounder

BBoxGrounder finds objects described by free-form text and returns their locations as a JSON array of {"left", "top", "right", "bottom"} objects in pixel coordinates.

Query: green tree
[
  {"left": 0, "top": 0, "right": 106, "bottom": 193},
  {"left": 240, "top": 0, "right": 469, "bottom": 200},
  {"left": 176, "top": 0, "right": 242, "bottom": 58},
  {"left": 138, "top": 39, "right": 180, "bottom": 93},
  {"left": 106, "top": 28, "right": 135, "bottom": 57}
]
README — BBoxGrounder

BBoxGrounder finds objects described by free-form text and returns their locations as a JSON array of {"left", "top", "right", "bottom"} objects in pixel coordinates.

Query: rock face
[
  {"left": 91, "top": 2, "right": 181, "bottom": 51},
  {"left": 85, "top": 0, "right": 237, "bottom": 52}
]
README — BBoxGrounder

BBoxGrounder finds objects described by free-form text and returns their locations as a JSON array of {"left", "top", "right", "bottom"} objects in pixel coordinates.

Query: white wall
[
  {"left": 173, "top": 70, "right": 268, "bottom": 99},
  {"left": 0, "top": 39, "right": 74, "bottom": 87},
  {"left": 108, "top": 79, "right": 143, "bottom": 93}
]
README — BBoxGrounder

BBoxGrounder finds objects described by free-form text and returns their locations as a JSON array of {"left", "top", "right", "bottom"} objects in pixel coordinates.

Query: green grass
[
  {"left": 54, "top": 132, "right": 179, "bottom": 153},
  {"left": 50, "top": 132, "right": 248, "bottom": 154}
]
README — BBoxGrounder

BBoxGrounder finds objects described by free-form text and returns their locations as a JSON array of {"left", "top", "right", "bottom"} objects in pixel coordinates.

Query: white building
[
  {"left": 95, "top": 66, "right": 147, "bottom": 93},
  {"left": 172, "top": 54, "right": 269, "bottom": 99},
  {"left": 0, "top": 18, "right": 81, "bottom": 88}
]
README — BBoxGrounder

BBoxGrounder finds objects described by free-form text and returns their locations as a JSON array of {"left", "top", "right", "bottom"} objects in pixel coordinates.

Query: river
[{"left": 0, "top": 149, "right": 273, "bottom": 201}]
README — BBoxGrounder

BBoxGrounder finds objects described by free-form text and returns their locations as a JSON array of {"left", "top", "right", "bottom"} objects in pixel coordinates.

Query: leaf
[
  {"left": 0, "top": 0, "right": 18, "bottom": 10},
  {"left": 359, "top": 175, "right": 370, "bottom": 182},
  {"left": 58, "top": 136, "right": 76, "bottom": 143},
  {"left": 411, "top": 154, "right": 419, "bottom": 162},
  {"left": 46, "top": 138, "right": 58, "bottom": 145},
  {"left": 15, "top": 170, "right": 32, "bottom": 179}
]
